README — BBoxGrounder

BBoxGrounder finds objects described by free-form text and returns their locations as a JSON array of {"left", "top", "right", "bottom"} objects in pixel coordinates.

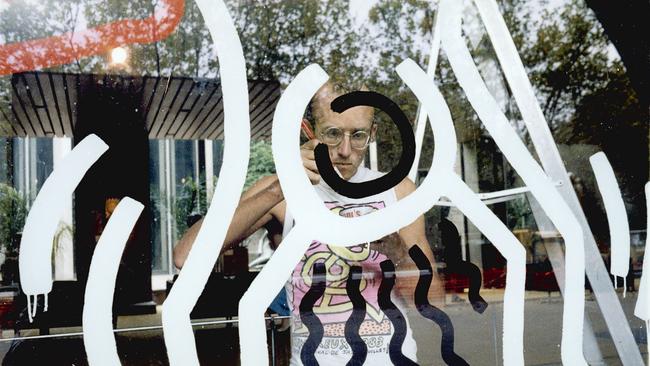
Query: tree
[{"left": 245, "top": 140, "right": 275, "bottom": 189}]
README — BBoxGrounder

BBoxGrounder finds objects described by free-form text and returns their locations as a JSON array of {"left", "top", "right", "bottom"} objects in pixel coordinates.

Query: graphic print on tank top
[{"left": 289, "top": 200, "right": 393, "bottom": 357}]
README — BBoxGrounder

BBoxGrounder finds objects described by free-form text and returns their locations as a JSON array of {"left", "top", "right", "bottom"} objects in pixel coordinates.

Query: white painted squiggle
[
  {"left": 590, "top": 152, "right": 630, "bottom": 285},
  {"left": 634, "top": 183, "right": 650, "bottom": 318},
  {"left": 18, "top": 134, "right": 108, "bottom": 322},
  {"left": 161, "top": 0, "right": 250, "bottom": 365},
  {"left": 82, "top": 197, "right": 144, "bottom": 366},
  {"left": 408, "top": 10, "right": 442, "bottom": 182},
  {"left": 472, "top": 0, "right": 641, "bottom": 363},
  {"left": 442, "top": 174, "right": 526, "bottom": 366},
  {"left": 438, "top": 0, "right": 586, "bottom": 364},
  {"left": 635, "top": 183, "right": 650, "bottom": 366},
  {"left": 238, "top": 60, "right": 456, "bottom": 365},
  {"left": 402, "top": 59, "right": 526, "bottom": 365},
  {"left": 239, "top": 59, "right": 528, "bottom": 365}
]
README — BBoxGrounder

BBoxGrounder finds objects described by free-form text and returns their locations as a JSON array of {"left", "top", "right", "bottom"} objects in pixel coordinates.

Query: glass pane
[{"left": 0, "top": 0, "right": 646, "bottom": 364}]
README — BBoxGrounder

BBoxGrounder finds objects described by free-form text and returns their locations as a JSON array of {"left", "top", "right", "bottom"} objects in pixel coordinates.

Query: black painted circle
[{"left": 314, "top": 91, "right": 415, "bottom": 199}]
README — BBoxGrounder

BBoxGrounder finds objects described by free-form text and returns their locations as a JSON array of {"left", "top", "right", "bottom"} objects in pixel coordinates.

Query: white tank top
[{"left": 283, "top": 166, "right": 418, "bottom": 365}]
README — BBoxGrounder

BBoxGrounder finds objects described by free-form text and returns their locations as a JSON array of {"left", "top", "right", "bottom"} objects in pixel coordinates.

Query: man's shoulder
[
  {"left": 355, "top": 167, "right": 416, "bottom": 199},
  {"left": 359, "top": 166, "right": 386, "bottom": 180},
  {"left": 394, "top": 176, "right": 416, "bottom": 200}
]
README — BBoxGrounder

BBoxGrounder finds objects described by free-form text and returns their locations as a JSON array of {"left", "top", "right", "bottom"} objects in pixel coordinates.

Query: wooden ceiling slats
[
  {"left": 11, "top": 76, "right": 40, "bottom": 136},
  {"left": 159, "top": 79, "right": 196, "bottom": 138},
  {"left": 176, "top": 82, "right": 219, "bottom": 139},
  {"left": 3, "top": 72, "right": 280, "bottom": 141},
  {"left": 50, "top": 74, "right": 74, "bottom": 136}
]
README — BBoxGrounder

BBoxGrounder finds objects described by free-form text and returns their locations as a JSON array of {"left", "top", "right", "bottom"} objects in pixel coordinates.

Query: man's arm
[
  {"left": 173, "top": 175, "right": 285, "bottom": 269},
  {"left": 173, "top": 138, "right": 320, "bottom": 269},
  {"left": 394, "top": 177, "right": 445, "bottom": 305}
]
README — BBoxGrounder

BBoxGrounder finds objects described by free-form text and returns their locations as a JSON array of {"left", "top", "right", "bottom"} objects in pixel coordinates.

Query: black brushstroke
[
  {"left": 440, "top": 217, "right": 487, "bottom": 313},
  {"left": 299, "top": 262, "right": 327, "bottom": 366},
  {"left": 344, "top": 266, "right": 367, "bottom": 366},
  {"left": 409, "top": 245, "right": 469, "bottom": 366},
  {"left": 315, "top": 91, "right": 415, "bottom": 199},
  {"left": 378, "top": 260, "right": 419, "bottom": 366},
  {"left": 453, "top": 262, "right": 487, "bottom": 314}
]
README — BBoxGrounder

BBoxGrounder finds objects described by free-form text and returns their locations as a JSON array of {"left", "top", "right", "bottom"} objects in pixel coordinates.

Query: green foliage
[
  {"left": 516, "top": 0, "right": 613, "bottom": 129},
  {"left": 245, "top": 140, "right": 276, "bottom": 189},
  {"left": 172, "top": 174, "right": 212, "bottom": 237},
  {"left": 0, "top": 183, "right": 27, "bottom": 255},
  {"left": 0, "top": 0, "right": 644, "bottom": 222},
  {"left": 228, "top": 0, "right": 365, "bottom": 85},
  {"left": 506, "top": 196, "right": 533, "bottom": 230}
]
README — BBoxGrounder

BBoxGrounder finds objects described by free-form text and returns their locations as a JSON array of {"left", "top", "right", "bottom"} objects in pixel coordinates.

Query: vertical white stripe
[
  {"left": 19, "top": 134, "right": 108, "bottom": 319},
  {"left": 82, "top": 198, "right": 144, "bottom": 366},
  {"left": 409, "top": 9, "right": 442, "bottom": 182},
  {"left": 52, "top": 137, "right": 75, "bottom": 281},
  {"left": 204, "top": 139, "right": 214, "bottom": 201},
  {"left": 634, "top": 182, "right": 650, "bottom": 321},
  {"left": 444, "top": 174, "right": 526, "bottom": 365},
  {"left": 368, "top": 141, "right": 378, "bottom": 171},
  {"left": 590, "top": 152, "right": 630, "bottom": 278},
  {"left": 438, "top": 0, "right": 586, "bottom": 363},
  {"left": 162, "top": 0, "right": 250, "bottom": 365}
]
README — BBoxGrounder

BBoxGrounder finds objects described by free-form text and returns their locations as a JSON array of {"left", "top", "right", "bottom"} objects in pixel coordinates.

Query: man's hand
[{"left": 301, "top": 139, "right": 321, "bottom": 185}]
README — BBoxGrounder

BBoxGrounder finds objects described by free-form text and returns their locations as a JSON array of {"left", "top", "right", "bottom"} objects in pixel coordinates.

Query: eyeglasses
[{"left": 318, "top": 126, "right": 373, "bottom": 150}]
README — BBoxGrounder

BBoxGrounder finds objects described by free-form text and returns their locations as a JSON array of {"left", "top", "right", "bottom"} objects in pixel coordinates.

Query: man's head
[{"left": 308, "top": 81, "right": 376, "bottom": 180}]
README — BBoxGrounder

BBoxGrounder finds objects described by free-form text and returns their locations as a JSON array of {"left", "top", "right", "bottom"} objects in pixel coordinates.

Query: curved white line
[
  {"left": 636, "top": 182, "right": 650, "bottom": 366},
  {"left": 443, "top": 174, "right": 526, "bottom": 366},
  {"left": 590, "top": 152, "right": 630, "bottom": 278},
  {"left": 82, "top": 197, "right": 144, "bottom": 366},
  {"left": 408, "top": 12, "right": 442, "bottom": 182},
  {"left": 634, "top": 182, "right": 650, "bottom": 321},
  {"left": 471, "top": 1, "right": 642, "bottom": 363},
  {"left": 271, "top": 63, "right": 456, "bottom": 247},
  {"left": 437, "top": 0, "right": 586, "bottom": 364},
  {"left": 18, "top": 134, "right": 108, "bottom": 321},
  {"left": 403, "top": 58, "right": 525, "bottom": 364},
  {"left": 239, "top": 225, "right": 312, "bottom": 365},
  {"left": 161, "top": 0, "right": 250, "bottom": 365},
  {"left": 239, "top": 58, "right": 461, "bottom": 365}
]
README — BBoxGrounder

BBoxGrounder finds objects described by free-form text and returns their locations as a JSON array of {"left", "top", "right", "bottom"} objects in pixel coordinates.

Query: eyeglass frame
[{"left": 316, "top": 123, "right": 377, "bottom": 150}]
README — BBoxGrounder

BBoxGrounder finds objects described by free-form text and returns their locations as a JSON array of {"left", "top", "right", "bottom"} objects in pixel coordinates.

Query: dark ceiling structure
[{"left": 0, "top": 72, "right": 281, "bottom": 141}]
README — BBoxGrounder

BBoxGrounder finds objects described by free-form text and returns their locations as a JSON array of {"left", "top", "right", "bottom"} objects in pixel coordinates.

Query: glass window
[
  {"left": 149, "top": 139, "right": 166, "bottom": 273},
  {"left": 0, "top": 0, "right": 647, "bottom": 364},
  {"left": 0, "top": 138, "right": 9, "bottom": 184}
]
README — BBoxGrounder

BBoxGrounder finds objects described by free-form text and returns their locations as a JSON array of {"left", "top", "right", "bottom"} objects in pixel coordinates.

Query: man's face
[{"left": 314, "top": 103, "right": 376, "bottom": 180}]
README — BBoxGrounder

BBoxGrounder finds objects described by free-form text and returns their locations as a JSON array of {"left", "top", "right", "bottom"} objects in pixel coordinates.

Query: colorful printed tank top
[{"left": 284, "top": 167, "right": 418, "bottom": 365}]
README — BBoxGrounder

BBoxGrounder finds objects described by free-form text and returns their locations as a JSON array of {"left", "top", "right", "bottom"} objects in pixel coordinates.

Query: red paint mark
[{"left": 0, "top": 0, "right": 184, "bottom": 75}]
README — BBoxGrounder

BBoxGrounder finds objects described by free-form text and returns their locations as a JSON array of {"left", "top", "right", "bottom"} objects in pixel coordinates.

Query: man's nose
[{"left": 337, "top": 134, "right": 352, "bottom": 158}]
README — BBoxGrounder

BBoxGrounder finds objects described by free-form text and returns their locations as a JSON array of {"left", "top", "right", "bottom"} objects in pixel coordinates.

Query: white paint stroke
[
  {"left": 18, "top": 134, "right": 108, "bottom": 322},
  {"left": 239, "top": 58, "right": 528, "bottom": 365},
  {"left": 408, "top": 8, "right": 442, "bottom": 182},
  {"left": 634, "top": 182, "right": 650, "bottom": 321},
  {"left": 161, "top": 0, "right": 250, "bottom": 364},
  {"left": 239, "top": 225, "right": 312, "bottom": 366},
  {"left": 403, "top": 60, "right": 527, "bottom": 362},
  {"left": 239, "top": 60, "right": 457, "bottom": 365},
  {"left": 472, "top": 0, "right": 641, "bottom": 363},
  {"left": 402, "top": 61, "right": 526, "bottom": 365},
  {"left": 82, "top": 197, "right": 143, "bottom": 366},
  {"left": 268, "top": 64, "right": 455, "bottom": 247},
  {"left": 438, "top": 0, "right": 586, "bottom": 364},
  {"left": 443, "top": 174, "right": 526, "bottom": 365},
  {"left": 590, "top": 152, "right": 630, "bottom": 279}
]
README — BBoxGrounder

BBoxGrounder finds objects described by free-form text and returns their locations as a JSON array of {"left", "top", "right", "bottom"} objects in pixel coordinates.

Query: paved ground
[
  {"left": 0, "top": 289, "right": 646, "bottom": 365},
  {"left": 410, "top": 289, "right": 648, "bottom": 365}
]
